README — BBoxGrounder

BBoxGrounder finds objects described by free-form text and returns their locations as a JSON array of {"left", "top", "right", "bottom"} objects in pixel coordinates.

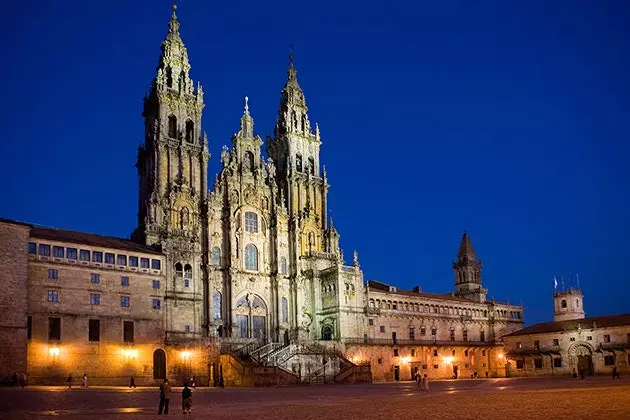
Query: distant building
[
  {"left": 502, "top": 288, "right": 630, "bottom": 377},
  {"left": 0, "top": 5, "right": 524, "bottom": 385}
]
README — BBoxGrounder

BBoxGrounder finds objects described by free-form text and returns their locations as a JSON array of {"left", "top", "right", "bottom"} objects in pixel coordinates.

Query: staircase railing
[{"left": 251, "top": 342, "right": 283, "bottom": 362}]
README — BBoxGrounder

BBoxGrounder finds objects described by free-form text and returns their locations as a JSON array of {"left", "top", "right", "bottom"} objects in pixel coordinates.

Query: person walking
[
  {"left": 158, "top": 379, "right": 171, "bottom": 415},
  {"left": 612, "top": 366, "right": 621, "bottom": 379},
  {"left": 82, "top": 374, "right": 88, "bottom": 388},
  {"left": 422, "top": 374, "right": 429, "bottom": 392},
  {"left": 181, "top": 383, "right": 192, "bottom": 414},
  {"left": 415, "top": 372, "right": 422, "bottom": 390},
  {"left": 66, "top": 374, "right": 73, "bottom": 389},
  {"left": 129, "top": 376, "right": 136, "bottom": 388}
]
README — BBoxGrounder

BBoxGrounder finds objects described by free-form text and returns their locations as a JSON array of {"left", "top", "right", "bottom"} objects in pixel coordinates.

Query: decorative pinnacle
[
  {"left": 244, "top": 96, "right": 249, "bottom": 113},
  {"left": 172, "top": 3, "right": 177, "bottom": 18}
]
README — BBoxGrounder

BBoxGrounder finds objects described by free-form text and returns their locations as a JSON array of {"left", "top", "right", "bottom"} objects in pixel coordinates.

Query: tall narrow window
[
  {"left": 463, "top": 330, "right": 468, "bottom": 342},
  {"left": 175, "top": 262, "right": 183, "bottom": 278},
  {"left": 308, "top": 157, "right": 315, "bottom": 175},
  {"left": 211, "top": 247, "right": 221, "bottom": 266},
  {"left": 168, "top": 115, "right": 177, "bottom": 138},
  {"left": 245, "top": 244, "right": 258, "bottom": 271},
  {"left": 480, "top": 331, "right": 485, "bottom": 342},
  {"left": 88, "top": 319, "right": 100, "bottom": 342},
  {"left": 184, "top": 264, "right": 192, "bottom": 288},
  {"left": 280, "top": 257, "right": 287, "bottom": 275},
  {"left": 244, "top": 212, "right": 258, "bottom": 233},
  {"left": 282, "top": 297, "right": 288, "bottom": 323},
  {"left": 27, "top": 316, "right": 32, "bottom": 339},
  {"left": 165, "top": 66, "right": 173, "bottom": 88},
  {"left": 185, "top": 120, "right": 194, "bottom": 143},
  {"left": 296, "top": 154, "right": 302, "bottom": 172},
  {"left": 212, "top": 291, "right": 222, "bottom": 320},
  {"left": 124, "top": 321, "right": 134, "bottom": 343},
  {"left": 48, "top": 317, "right": 61, "bottom": 340},
  {"left": 244, "top": 151, "right": 254, "bottom": 172}
]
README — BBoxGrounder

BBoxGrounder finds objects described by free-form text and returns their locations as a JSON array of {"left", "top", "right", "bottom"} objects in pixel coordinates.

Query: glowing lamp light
[
  {"left": 443, "top": 356, "right": 454, "bottom": 365},
  {"left": 180, "top": 351, "right": 192, "bottom": 360},
  {"left": 123, "top": 349, "right": 137, "bottom": 359},
  {"left": 400, "top": 356, "right": 411, "bottom": 364},
  {"left": 497, "top": 353, "right": 505, "bottom": 360},
  {"left": 49, "top": 347, "right": 60, "bottom": 357}
]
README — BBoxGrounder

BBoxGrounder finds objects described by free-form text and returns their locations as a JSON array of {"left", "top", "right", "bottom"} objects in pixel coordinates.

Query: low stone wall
[{"left": 253, "top": 366, "right": 299, "bottom": 387}]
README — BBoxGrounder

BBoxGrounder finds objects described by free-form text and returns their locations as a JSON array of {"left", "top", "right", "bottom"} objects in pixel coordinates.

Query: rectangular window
[
  {"left": 420, "top": 327, "right": 426, "bottom": 336},
  {"left": 48, "top": 317, "right": 61, "bottom": 340},
  {"left": 553, "top": 338, "right": 559, "bottom": 346},
  {"left": 39, "top": 244, "right": 51, "bottom": 256},
  {"left": 129, "top": 256, "right": 138, "bottom": 267},
  {"left": 554, "top": 358, "right": 562, "bottom": 368},
  {"left": 570, "top": 337, "right": 575, "bottom": 341},
  {"left": 27, "top": 316, "right": 32, "bottom": 339},
  {"left": 480, "top": 331, "right": 485, "bottom": 342},
  {"left": 392, "top": 303, "right": 397, "bottom": 310},
  {"left": 28, "top": 242, "right": 37, "bottom": 254},
  {"left": 151, "top": 259, "right": 161, "bottom": 270},
  {"left": 604, "top": 355, "right": 615, "bottom": 366},
  {"left": 124, "top": 321, "right": 134, "bottom": 343},
  {"left": 587, "top": 336, "right": 592, "bottom": 341},
  {"left": 90, "top": 293, "right": 101, "bottom": 305},
  {"left": 92, "top": 251, "right": 103, "bottom": 263},
  {"left": 431, "top": 328, "right": 437, "bottom": 336},
  {"left": 88, "top": 319, "right": 100, "bottom": 342},
  {"left": 152, "top": 279, "right": 160, "bottom": 289},
  {"left": 184, "top": 279, "right": 190, "bottom": 288},
  {"left": 604, "top": 335, "right": 611, "bottom": 343},
  {"left": 244, "top": 212, "right": 259, "bottom": 233},
  {"left": 185, "top": 325, "right": 191, "bottom": 333},
  {"left": 450, "top": 330, "right": 455, "bottom": 341},
  {"left": 393, "top": 349, "right": 399, "bottom": 356},
  {"left": 409, "top": 327, "right": 415, "bottom": 340},
  {"left": 534, "top": 359, "right": 543, "bottom": 369},
  {"left": 47, "top": 290, "right": 58, "bottom": 302},
  {"left": 464, "top": 350, "right": 469, "bottom": 357},
  {"left": 105, "top": 253, "right": 115, "bottom": 264},
  {"left": 117, "top": 255, "right": 127, "bottom": 266},
  {"left": 121, "top": 295, "right": 130, "bottom": 307},
  {"left": 79, "top": 249, "right": 90, "bottom": 261},
  {"left": 66, "top": 248, "right": 78, "bottom": 260},
  {"left": 121, "top": 276, "right": 129, "bottom": 286},
  {"left": 379, "top": 326, "right": 385, "bottom": 333},
  {"left": 463, "top": 330, "right": 468, "bottom": 342},
  {"left": 433, "top": 349, "right": 438, "bottom": 357},
  {"left": 534, "top": 340, "right": 540, "bottom": 350},
  {"left": 152, "top": 298, "right": 161, "bottom": 310},
  {"left": 91, "top": 273, "right": 100, "bottom": 284},
  {"left": 433, "top": 364, "right": 439, "bottom": 369},
  {"left": 53, "top": 246, "right": 64, "bottom": 258},
  {"left": 48, "top": 269, "right": 58, "bottom": 280},
  {"left": 411, "top": 349, "right": 416, "bottom": 357},
  {"left": 368, "top": 319, "right": 374, "bottom": 326},
  {"left": 377, "top": 358, "right": 383, "bottom": 365},
  {"left": 516, "top": 359, "right": 524, "bottom": 369},
  {"left": 482, "top": 350, "right": 486, "bottom": 356},
  {"left": 140, "top": 258, "right": 150, "bottom": 268}
]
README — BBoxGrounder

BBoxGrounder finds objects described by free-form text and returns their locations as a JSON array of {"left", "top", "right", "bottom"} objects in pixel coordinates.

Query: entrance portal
[
  {"left": 577, "top": 355, "right": 593, "bottom": 376},
  {"left": 153, "top": 349, "right": 167, "bottom": 380},
  {"left": 453, "top": 365, "right": 459, "bottom": 379},
  {"left": 394, "top": 365, "right": 400, "bottom": 381}
]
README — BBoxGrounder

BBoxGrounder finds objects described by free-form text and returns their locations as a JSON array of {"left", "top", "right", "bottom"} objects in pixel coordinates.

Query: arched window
[
  {"left": 322, "top": 325, "right": 333, "bottom": 341},
  {"left": 308, "top": 157, "right": 315, "bottom": 175},
  {"left": 576, "top": 299, "right": 579, "bottom": 308},
  {"left": 244, "top": 151, "right": 254, "bottom": 172},
  {"left": 291, "top": 111, "right": 297, "bottom": 129},
  {"left": 165, "top": 67, "right": 173, "bottom": 88},
  {"left": 184, "top": 264, "right": 192, "bottom": 288},
  {"left": 280, "top": 256, "right": 287, "bottom": 275},
  {"left": 561, "top": 299, "right": 567, "bottom": 308},
  {"left": 179, "top": 70, "right": 185, "bottom": 92},
  {"left": 245, "top": 244, "right": 258, "bottom": 271},
  {"left": 244, "top": 212, "right": 258, "bottom": 233},
  {"left": 180, "top": 208, "right": 189, "bottom": 229},
  {"left": 211, "top": 247, "right": 221, "bottom": 266},
  {"left": 296, "top": 154, "right": 302, "bottom": 172},
  {"left": 185, "top": 120, "right": 194, "bottom": 143},
  {"left": 281, "top": 297, "right": 288, "bottom": 323},
  {"left": 168, "top": 115, "right": 177, "bottom": 138},
  {"left": 175, "top": 262, "right": 183, "bottom": 278},
  {"left": 212, "top": 291, "right": 222, "bottom": 320},
  {"left": 301, "top": 114, "right": 306, "bottom": 131}
]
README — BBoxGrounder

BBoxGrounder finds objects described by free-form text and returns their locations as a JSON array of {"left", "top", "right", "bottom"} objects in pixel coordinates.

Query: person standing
[
  {"left": 129, "top": 376, "right": 136, "bottom": 388},
  {"left": 415, "top": 372, "right": 421, "bottom": 390},
  {"left": 181, "top": 383, "right": 192, "bottom": 414},
  {"left": 66, "top": 374, "right": 73, "bottom": 389},
  {"left": 82, "top": 374, "right": 88, "bottom": 388},
  {"left": 612, "top": 366, "right": 621, "bottom": 379},
  {"left": 422, "top": 374, "right": 429, "bottom": 392},
  {"left": 158, "top": 379, "right": 171, "bottom": 415}
]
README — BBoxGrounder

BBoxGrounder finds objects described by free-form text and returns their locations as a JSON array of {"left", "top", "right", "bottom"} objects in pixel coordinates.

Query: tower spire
[
  {"left": 167, "top": 4, "right": 180, "bottom": 40},
  {"left": 452, "top": 232, "right": 486, "bottom": 302}
]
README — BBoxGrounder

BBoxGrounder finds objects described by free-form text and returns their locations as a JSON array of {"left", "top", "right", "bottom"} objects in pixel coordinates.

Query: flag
[{"left": 554, "top": 276, "right": 558, "bottom": 289}]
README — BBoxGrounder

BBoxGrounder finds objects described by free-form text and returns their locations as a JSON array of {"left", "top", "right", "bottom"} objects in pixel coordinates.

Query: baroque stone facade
[{"left": 0, "top": 5, "right": 525, "bottom": 384}]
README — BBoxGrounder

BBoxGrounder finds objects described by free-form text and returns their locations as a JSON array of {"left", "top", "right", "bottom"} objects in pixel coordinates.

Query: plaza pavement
[{"left": 0, "top": 376, "right": 629, "bottom": 419}]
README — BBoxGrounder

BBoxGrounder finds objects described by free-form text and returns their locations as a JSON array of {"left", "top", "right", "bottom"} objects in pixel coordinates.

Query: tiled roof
[
  {"left": 0, "top": 216, "right": 163, "bottom": 256},
  {"left": 456, "top": 232, "right": 477, "bottom": 262},
  {"left": 502, "top": 313, "right": 630, "bottom": 337},
  {"left": 367, "top": 280, "right": 478, "bottom": 303}
]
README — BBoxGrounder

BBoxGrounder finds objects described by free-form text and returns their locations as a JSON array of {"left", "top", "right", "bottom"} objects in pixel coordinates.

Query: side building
[{"left": 502, "top": 288, "right": 630, "bottom": 377}]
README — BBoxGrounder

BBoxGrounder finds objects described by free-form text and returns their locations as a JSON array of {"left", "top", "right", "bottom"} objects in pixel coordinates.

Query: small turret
[{"left": 553, "top": 288, "right": 585, "bottom": 322}]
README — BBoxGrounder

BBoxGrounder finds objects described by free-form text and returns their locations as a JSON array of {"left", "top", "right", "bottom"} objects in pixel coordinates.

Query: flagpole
[{"left": 576, "top": 273, "right": 580, "bottom": 290}]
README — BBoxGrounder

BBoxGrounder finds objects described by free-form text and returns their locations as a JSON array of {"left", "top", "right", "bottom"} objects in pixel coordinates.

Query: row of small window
[
  {"left": 47, "top": 270, "right": 165, "bottom": 289},
  {"left": 373, "top": 323, "right": 485, "bottom": 342},
  {"left": 29, "top": 243, "right": 161, "bottom": 270},
  {"left": 392, "top": 348, "right": 487, "bottom": 358},
  {"left": 517, "top": 334, "right": 629, "bottom": 350},
  {"left": 46, "top": 291, "right": 161, "bottom": 309},
  {"left": 34, "top": 316, "right": 135, "bottom": 343}
]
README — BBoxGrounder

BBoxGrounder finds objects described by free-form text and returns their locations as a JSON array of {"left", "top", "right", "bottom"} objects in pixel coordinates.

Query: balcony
[{"left": 342, "top": 337, "right": 497, "bottom": 347}]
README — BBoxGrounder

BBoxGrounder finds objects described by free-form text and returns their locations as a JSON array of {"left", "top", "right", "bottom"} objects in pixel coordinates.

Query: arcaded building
[
  {"left": 502, "top": 288, "right": 630, "bottom": 377},
  {"left": 0, "top": 5, "right": 524, "bottom": 385}
]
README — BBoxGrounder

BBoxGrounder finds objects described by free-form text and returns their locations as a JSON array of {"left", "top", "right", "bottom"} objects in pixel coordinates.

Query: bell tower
[
  {"left": 554, "top": 288, "right": 585, "bottom": 322},
  {"left": 133, "top": 4, "right": 210, "bottom": 338},
  {"left": 452, "top": 232, "right": 487, "bottom": 302}
]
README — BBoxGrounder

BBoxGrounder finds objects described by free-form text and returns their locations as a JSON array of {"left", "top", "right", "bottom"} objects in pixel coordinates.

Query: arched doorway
[
  {"left": 569, "top": 342, "right": 594, "bottom": 376},
  {"left": 235, "top": 294, "right": 267, "bottom": 342},
  {"left": 322, "top": 325, "right": 333, "bottom": 340},
  {"left": 153, "top": 349, "right": 167, "bottom": 380}
]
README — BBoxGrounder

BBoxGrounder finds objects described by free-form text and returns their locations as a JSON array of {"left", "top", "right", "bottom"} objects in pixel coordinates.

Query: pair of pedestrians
[
  {"left": 158, "top": 379, "right": 193, "bottom": 415},
  {"left": 415, "top": 373, "right": 429, "bottom": 391}
]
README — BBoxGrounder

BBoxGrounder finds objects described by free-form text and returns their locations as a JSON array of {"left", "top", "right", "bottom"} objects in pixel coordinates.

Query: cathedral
[{"left": 0, "top": 5, "right": 524, "bottom": 385}]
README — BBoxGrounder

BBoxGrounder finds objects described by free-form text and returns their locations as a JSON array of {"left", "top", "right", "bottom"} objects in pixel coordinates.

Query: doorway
[
  {"left": 578, "top": 355, "right": 593, "bottom": 375},
  {"left": 153, "top": 349, "right": 167, "bottom": 380},
  {"left": 452, "top": 365, "right": 459, "bottom": 379},
  {"left": 394, "top": 365, "right": 400, "bottom": 382}
]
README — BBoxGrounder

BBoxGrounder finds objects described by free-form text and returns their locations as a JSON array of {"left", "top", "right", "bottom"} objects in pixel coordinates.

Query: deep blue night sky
[{"left": 2, "top": 0, "right": 629, "bottom": 326}]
